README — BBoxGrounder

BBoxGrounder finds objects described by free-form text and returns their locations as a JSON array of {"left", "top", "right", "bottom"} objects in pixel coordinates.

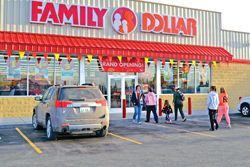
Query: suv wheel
[
  {"left": 241, "top": 104, "right": 250, "bottom": 117},
  {"left": 32, "top": 112, "right": 42, "bottom": 130},
  {"left": 46, "top": 117, "right": 57, "bottom": 140},
  {"left": 96, "top": 129, "right": 108, "bottom": 137}
]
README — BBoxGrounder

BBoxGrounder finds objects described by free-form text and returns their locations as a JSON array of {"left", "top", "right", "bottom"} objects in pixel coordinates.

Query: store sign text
[
  {"left": 30, "top": 1, "right": 197, "bottom": 36},
  {"left": 100, "top": 58, "right": 145, "bottom": 73},
  {"left": 141, "top": 13, "right": 197, "bottom": 36},
  {"left": 30, "top": 0, "right": 107, "bottom": 28}
]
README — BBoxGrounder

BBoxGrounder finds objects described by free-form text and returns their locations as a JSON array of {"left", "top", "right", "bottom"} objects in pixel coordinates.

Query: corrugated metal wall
[
  {"left": 222, "top": 30, "right": 250, "bottom": 60},
  {"left": 0, "top": 0, "right": 222, "bottom": 47}
]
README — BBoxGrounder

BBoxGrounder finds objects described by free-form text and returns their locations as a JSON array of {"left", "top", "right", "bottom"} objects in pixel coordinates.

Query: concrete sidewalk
[{"left": 0, "top": 110, "right": 239, "bottom": 126}]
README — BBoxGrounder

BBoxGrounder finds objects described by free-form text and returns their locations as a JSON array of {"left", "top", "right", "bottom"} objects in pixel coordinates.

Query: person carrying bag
[{"left": 173, "top": 87, "right": 186, "bottom": 122}]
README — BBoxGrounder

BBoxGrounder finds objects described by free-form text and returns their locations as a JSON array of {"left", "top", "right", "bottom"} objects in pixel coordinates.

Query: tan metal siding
[
  {"left": 222, "top": 30, "right": 250, "bottom": 60},
  {"left": 0, "top": 0, "right": 221, "bottom": 46}
]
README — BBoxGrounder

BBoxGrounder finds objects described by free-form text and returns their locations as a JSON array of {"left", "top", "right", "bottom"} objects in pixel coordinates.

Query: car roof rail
[
  {"left": 54, "top": 84, "right": 61, "bottom": 87},
  {"left": 81, "top": 83, "right": 94, "bottom": 86}
]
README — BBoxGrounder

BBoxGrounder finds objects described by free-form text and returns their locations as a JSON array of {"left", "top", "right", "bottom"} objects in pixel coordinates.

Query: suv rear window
[{"left": 59, "top": 87, "right": 103, "bottom": 101}]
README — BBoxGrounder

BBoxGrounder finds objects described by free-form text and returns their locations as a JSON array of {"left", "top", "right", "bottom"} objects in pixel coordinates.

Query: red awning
[{"left": 0, "top": 31, "right": 233, "bottom": 62}]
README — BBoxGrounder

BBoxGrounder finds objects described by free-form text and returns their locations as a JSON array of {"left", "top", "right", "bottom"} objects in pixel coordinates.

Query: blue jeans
[
  {"left": 133, "top": 104, "right": 142, "bottom": 123},
  {"left": 165, "top": 113, "right": 170, "bottom": 121}
]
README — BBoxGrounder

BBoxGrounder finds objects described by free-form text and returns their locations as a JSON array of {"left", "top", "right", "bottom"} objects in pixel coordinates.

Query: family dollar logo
[{"left": 111, "top": 7, "right": 137, "bottom": 35}]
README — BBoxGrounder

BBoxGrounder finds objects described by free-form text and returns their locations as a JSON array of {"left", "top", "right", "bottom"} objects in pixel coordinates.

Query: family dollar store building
[{"left": 0, "top": 0, "right": 249, "bottom": 118}]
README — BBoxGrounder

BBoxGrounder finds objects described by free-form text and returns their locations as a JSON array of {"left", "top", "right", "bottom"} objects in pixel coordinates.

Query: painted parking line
[
  {"left": 108, "top": 133, "right": 143, "bottom": 145},
  {"left": 145, "top": 123, "right": 216, "bottom": 138},
  {"left": 15, "top": 128, "right": 43, "bottom": 155}
]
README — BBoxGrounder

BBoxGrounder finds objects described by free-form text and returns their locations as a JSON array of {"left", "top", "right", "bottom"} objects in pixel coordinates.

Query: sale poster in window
[
  {"left": 199, "top": 64, "right": 208, "bottom": 85},
  {"left": 61, "top": 60, "right": 74, "bottom": 81},
  {"left": 35, "top": 60, "right": 48, "bottom": 81},
  {"left": 163, "top": 63, "right": 173, "bottom": 83},
  {"left": 7, "top": 57, "right": 21, "bottom": 80}
]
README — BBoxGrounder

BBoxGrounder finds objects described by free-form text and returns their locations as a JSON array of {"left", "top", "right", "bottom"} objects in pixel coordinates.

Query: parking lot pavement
[{"left": 1, "top": 113, "right": 250, "bottom": 167}]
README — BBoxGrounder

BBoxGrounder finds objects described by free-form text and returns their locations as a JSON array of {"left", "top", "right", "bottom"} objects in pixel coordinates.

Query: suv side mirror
[{"left": 35, "top": 95, "right": 42, "bottom": 101}]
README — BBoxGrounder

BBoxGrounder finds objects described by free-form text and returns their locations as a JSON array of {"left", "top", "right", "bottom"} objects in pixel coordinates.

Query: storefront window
[
  {"left": 85, "top": 58, "right": 108, "bottom": 96},
  {"left": 0, "top": 54, "right": 27, "bottom": 96},
  {"left": 28, "top": 56, "right": 54, "bottom": 95},
  {"left": 161, "top": 61, "right": 211, "bottom": 94},
  {"left": 138, "top": 60, "right": 156, "bottom": 93},
  {"left": 196, "top": 64, "right": 211, "bottom": 93},
  {"left": 0, "top": 54, "right": 81, "bottom": 96},
  {"left": 161, "top": 62, "right": 178, "bottom": 94},
  {"left": 179, "top": 63, "right": 195, "bottom": 93},
  {"left": 55, "top": 57, "right": 79, "bottom": 86}
]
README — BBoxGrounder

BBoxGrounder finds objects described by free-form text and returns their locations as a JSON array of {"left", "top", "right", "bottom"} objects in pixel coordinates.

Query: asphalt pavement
[{"left": 0, "top": 111, "right": 250, "bottom": 167}]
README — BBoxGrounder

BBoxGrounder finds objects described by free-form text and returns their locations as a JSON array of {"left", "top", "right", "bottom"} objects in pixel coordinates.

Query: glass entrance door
[
  {"left": 108, "top": 75, "right": 137, "bottom": 109},
  {"left": 110, "top": 78, "right": 121, "bottom": 108},
  {"left": 125, "top": 78, "right": 135, "bottom": 107}
]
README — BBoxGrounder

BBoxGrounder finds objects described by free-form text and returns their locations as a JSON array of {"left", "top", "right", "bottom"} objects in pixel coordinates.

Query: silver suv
[{"left": 32, "top": 85, "right": 109, "bottom": 140}]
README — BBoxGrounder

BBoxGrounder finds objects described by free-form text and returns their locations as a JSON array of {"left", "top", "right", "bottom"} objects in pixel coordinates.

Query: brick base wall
[
  {"left": 213, "top": 63, "right": 250, "bottom": 111},
  {"left": 0, "top": 97, "right": 38, "bottom": 118},
  {"left": 160, "top": 94, "right": 208, "bottom": 112}
]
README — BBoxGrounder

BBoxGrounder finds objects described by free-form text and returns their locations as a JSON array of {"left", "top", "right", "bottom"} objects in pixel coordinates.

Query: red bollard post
[
  {"left": 159, "top": 98, "right": 162, "bottom": 116},
  {"left": 188, "top": 97, "right": 192, "bottom": 115},
  {"left": 122, "top": 99, "right": 126, "bottom": 118}
]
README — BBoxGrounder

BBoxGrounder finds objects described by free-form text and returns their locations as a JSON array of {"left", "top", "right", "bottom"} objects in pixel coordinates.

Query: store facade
[{"left": 1, "top": 0, "right": 250, "bottom": 117}]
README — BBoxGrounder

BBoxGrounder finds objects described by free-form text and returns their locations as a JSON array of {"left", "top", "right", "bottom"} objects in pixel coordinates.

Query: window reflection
[
  {"left": 0, "top": 54, "right": 80, "bottom": 96},
  {"left": 179, "top": 63, "right": 195, "bottom": 93},
  {"left": 85, "top": 58, "right": 108, "bottom": 96},
  {"left": 29, "top": 56, "right": 54, "bottom": 95},
  {"left": 196, "top": 64, "right": 210, "bottom": 93},
  {"left": 55, "top": 58, "right": 79, "bottom": 86},
  {"left": 161, "top": 61, "right": 211, "bottom": 94},
  {"left": 138, "top": 60, "right": 156, "bottom": 93},
  {"left": 0, "top": 55, "right": 27, "bottom": 96},
  {"left": 161, "top": 62, "right": 177, "bottom": 94}
]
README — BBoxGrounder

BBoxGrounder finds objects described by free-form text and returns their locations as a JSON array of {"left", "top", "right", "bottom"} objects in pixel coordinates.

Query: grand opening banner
[{"left": 99, "top": 57, "right": 145, "bottom": 73}]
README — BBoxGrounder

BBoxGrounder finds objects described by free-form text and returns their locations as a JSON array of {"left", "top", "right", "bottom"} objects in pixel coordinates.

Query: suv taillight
[
  {"left": 55, "top": 100, "right": 73, "bottom": 108},
  {"left": 96, "top": 99, "right": 107, "bottom": 106}
]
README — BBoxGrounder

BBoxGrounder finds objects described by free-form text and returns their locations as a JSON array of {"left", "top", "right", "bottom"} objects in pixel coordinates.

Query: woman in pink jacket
[
  {"left": 217, "top": 87, "right": 231, "bottom": 128},
  {"left": 144, "top": 87, "right": 158, "bottom": 123}
]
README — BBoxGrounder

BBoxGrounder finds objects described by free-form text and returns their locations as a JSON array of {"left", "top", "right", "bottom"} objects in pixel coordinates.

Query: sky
[{"left": 143, "top": 0, "right": 250, "bottom": 33}]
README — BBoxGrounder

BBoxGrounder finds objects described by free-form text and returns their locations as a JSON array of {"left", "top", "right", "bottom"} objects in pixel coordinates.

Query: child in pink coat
[{"left": 217, "top": 87, "right": 231, "bottom": 128}]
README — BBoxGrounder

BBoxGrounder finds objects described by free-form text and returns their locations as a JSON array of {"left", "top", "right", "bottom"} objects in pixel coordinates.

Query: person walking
[
  {"left": 144, "top": 87, "right": 158, "bottom": 123},
  {"left": 162, "top": 99, "right": 173, "bottom": 124},
  {"left": 173, "top": 87, "right": 186, "bottom": 122},
  {"left": 207, "top": 86, "right": 219, "bottom": 131},
  {"left": 131, "top": 85, "right": 144, "bottom": 124},
  {"left": 217, "top": 87, "right": 231, "bottom": 128}
]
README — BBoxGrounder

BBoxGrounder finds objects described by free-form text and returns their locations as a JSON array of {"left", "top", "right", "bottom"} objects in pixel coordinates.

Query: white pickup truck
[{"left": 237, "top": 97, "right": 250, "bottom": 116}]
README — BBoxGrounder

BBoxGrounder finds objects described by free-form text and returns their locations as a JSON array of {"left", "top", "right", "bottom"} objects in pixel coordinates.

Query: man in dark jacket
[
  {"left": 131, "top": 85, "right": 144, "bottom": 124},
  {"left": 173, "top": 87, "right": 186, "bottom": 122}
]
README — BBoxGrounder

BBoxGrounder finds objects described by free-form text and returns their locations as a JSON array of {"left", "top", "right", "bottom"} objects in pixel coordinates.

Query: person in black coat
[
  {"left": 173, "top": 87, "right": 186, "bottom": 122},
  {"left": 131, "top": 85, "right": 144, "bottom": 124}
]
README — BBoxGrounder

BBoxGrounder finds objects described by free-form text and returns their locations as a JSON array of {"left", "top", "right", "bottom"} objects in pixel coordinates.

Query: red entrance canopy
[{"left": 0, "top": 31, "right": 232, "bottom": 62}]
